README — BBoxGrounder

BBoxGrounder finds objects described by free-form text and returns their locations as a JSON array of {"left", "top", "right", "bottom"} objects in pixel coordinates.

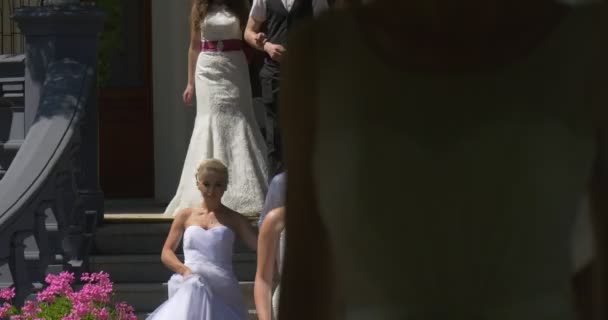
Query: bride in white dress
[
  {"left": 280, "top": 0, "right": 606, "bottom": 319},
  {"left": 165, "top": 0, "right": 269, "bottom": 217},
  {"left": 148, "top": 159, "right": 258, "bottom": 320}
]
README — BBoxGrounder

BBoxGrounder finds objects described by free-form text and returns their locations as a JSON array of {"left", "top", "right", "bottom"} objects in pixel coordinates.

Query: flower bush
[{"left": 0, "top": 271, "right": 136, "bottom": 320}]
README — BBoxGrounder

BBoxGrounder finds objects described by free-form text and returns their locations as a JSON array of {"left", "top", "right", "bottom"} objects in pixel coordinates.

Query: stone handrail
[{"left": 0, "top": 59, "right": 94, "bottom": 305}]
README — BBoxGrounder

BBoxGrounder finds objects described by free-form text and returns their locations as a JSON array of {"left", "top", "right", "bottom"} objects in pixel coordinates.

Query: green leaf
[
  {"left": 7, "top": 305, "right": 19, "bottom": 316},
  {"left": 95, "top": 0, "right": 124, "bottom": 87},
  {"left": 36, "top": 297, "right": 73, "bottom": 320}
]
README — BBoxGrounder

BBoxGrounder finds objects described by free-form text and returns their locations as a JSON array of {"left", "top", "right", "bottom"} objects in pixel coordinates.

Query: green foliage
[
  {"left": 7, "top": 305, "right": 19, "bottom": 316},
  {"left": 96, "top": 0, "right": 123, "bottom": 87},
  {"left": 36, "top": 296, "right": 73, "bottom": 320}
]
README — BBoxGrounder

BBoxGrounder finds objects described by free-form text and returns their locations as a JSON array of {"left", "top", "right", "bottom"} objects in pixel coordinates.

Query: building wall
[{"left": 151, "top": 0, "right": 194, "bottom": 203}]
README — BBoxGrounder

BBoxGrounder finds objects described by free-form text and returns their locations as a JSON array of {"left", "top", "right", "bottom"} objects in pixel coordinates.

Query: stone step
[
  {"left": 0, "top": 55, "right": 25, "bottom": 78},
  {"left": 135, "top": 309, "right": 257, "bottom": 320},
  {"left": 113, "top": 281, "right": 255, "bottom": 313},
  {"left": 94, "top": 221, "right": 256, "bottom": 255},
  {"left": 93, "top": 222, "right": 175, "bottom": 255},
  {"left": 90, "top": 253, "right": 256, "bottom": 282}
]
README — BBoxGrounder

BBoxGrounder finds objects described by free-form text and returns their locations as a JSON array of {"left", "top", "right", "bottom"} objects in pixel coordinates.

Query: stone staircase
[{"left": 91, "top": 200, "right": 259, "bottom": 319}]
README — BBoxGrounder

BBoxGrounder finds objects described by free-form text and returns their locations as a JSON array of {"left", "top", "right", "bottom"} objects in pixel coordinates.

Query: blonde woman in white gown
[
  {"left": 165, "top": 0, "right": 269, "bottom": 217},
  {"left": 149, "top": 159, "right": 258, "bottom": 320}
]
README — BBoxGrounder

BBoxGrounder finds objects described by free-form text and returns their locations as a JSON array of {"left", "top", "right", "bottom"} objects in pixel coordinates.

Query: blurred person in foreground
[{"left": 278, "top": 0, "right": 608, "bottom": 319}]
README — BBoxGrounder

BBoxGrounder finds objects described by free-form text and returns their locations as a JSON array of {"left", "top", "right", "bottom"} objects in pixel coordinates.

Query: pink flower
[
  {"left": 115, "top": 302, "right": 133, "bottom": 312},
  {"left": 37, "top": 272, "right": 75, "bottom": 303},
  {"left": 70, "top": 272, "right": 113, "bottom": 306},
  {"left": 68, "top": 300, "right": 91, "bottom": 318},
  {"left": 0, "top": 287, "right": 15, "bottom": 301},
  {"left": 115, "top": 302, "right": 137, "bottom": 320},
  {"left": 70, "top": 283, "right": 112, "bottom": 306},
  {"left": 0, "top": 302, "right": 13, "bottom": 318},
  {"left": 22, "top": 300, "right": 40, "bottom": 317},
  {"left": 6, "top": 271, "right": 137, "bottom": 320},
  {"left": 80, "top": 272, "right": 111, "bottom": 286},
  {"left": 92, "top": 307, "right": 110, "bottom": 320}
]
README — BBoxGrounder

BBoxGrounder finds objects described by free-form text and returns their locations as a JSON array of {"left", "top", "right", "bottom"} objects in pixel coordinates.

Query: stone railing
[{"left": 0, "top": 4, "right": 103, "bottom": 306}]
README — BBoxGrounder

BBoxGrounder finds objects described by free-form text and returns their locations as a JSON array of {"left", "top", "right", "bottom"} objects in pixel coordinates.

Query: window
[{"left": 0, "top": 0, "right": 42, "bottom": 55}]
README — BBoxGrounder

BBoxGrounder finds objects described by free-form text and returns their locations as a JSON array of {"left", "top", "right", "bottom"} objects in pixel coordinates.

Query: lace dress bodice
[{"left": 200, "top": 5, "right": 242, "bottom": 41}]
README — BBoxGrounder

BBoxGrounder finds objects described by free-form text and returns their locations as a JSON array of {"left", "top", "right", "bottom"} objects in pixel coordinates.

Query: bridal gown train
[{"left": 146, "top": 226, "right": 248, "bottom": 320}]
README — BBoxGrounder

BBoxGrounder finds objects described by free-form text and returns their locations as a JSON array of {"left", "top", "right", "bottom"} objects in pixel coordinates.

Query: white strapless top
[
  {"left": 200, "top": 5, "right": 242, "bottom": 41},
  {"left": 310, "top": 4, "right": 599, "bottom": 319},
  {"left": 183, "top": 225, "right": 235, "bottom": 270}
]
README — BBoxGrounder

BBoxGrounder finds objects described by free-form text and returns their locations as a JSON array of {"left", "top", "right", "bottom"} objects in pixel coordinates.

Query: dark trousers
[{"left": 260, "top": 63, "right": 282, "bottom": 173}]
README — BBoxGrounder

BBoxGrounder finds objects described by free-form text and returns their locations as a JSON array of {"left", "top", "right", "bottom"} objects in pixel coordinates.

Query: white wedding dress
[
  {"left": 164, "top": 5, "right": 268, "bottom": 217},
  {"left": 146, "top": 226, "right": 248, "bottom": 320}
]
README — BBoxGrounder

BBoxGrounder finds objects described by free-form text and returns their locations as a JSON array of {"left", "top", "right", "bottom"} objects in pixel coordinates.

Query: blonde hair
[{"left": 196, "top": 159, "right": 229, "bottom": 184}]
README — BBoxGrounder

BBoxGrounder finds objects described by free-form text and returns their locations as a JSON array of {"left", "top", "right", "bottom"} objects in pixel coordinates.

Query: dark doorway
[{"left": 99, "top": 0, "right": 154, "bottom": 198}]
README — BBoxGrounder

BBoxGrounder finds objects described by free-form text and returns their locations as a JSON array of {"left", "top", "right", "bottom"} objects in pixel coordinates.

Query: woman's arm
[
  {"left": 161, "top": 209, "right": 192, "bottom": 276},
  {"left": 187, "top": 3, "right": 201, "bottom": 89},
  {"left": 277, "top": 22, "right": 335, "bottom": 320},
  {"left": 254, "top": 207, "right": 285, "bottom": 320}
]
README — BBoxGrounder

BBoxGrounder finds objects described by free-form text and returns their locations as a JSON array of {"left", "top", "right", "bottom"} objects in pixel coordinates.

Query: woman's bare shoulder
[
  {"left": 262, "top": 207, "right": 286, "bottom": 231},
  {"left": 266, "top": 206, "right": 285, "bottom": 220},
  {"left": 174, "top": 208, "right": 194, "bottom": 224}
]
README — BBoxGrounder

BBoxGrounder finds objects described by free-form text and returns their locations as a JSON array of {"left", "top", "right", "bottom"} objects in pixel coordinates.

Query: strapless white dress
[{"left": 146, "top": 226, "right": 248, "bottom": 319}]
